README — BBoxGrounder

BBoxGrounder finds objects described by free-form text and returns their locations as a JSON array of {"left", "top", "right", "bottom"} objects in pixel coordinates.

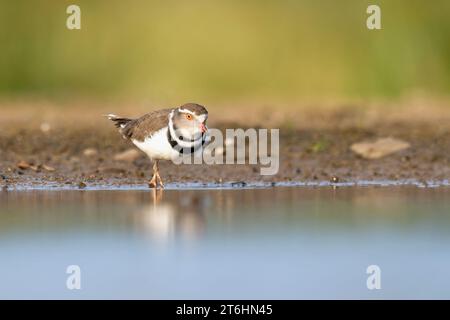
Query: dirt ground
[{"left": 1, "top": 100, "right": 450, "bottom": 189}]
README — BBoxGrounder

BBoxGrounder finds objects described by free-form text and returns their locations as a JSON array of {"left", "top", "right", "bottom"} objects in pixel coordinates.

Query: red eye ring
[{"left": 186, "top": 114, "right": 193, "bottom": 120}]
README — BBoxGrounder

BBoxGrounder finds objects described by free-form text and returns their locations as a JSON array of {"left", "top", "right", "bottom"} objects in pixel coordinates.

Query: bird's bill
[{"left": 199, "top": 123, "right": 207, "bottom": 133}]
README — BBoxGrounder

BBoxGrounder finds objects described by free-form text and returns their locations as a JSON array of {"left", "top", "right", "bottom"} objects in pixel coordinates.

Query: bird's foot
[
  {"left": 148, "top": 175, "right": 158, "bottom": 188},
  {"left": 149, "top": 175, "right": 165, "bottom": 189},
  {"left": 156, "top": 172, "right": 165, "bottom": 189}
]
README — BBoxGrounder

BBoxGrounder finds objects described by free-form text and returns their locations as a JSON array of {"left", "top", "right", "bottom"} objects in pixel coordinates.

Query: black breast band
[{"left": 167, "top": 129, "right": 206, "bottom": 154}]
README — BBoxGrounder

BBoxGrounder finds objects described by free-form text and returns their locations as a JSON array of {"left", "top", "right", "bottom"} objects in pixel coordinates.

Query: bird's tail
[{"left": 106, "top": 114, "right": 133, "bottom": 129}]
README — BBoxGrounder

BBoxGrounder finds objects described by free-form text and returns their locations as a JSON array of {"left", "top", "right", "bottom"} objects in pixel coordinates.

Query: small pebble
[
  {"left": 114, "top": 149, "right": 140, "bottom": 162},
  {"left": 42, "top": 164, "right": 56, "bottom": 172},
  {"left": 40, "top": 122, "right": 51, "bottom": 133},
  {"left": 231, "top": 181, "right": 246, "bottom": 187},
  {"left": 83, "top": 148, "right": 98, "bottom": 157},
  {"left": 330, "top": 176, "right": 340, "bottom": 183},
  {"left": 17, "top": 160, "right": 31, "bottom": 170}
]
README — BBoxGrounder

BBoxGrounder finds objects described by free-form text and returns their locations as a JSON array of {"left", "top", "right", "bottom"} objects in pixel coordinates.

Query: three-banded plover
[{"left": 107, "top": 103, "right": 208, "bottom": 188}]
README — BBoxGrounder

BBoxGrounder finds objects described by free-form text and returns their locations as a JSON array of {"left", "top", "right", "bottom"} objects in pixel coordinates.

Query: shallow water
[{"left": 0, "top": 186, "right": 449, "bottom": 299}]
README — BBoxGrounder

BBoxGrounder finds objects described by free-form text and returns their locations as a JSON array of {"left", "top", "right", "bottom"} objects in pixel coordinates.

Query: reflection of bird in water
[{"left": 134, "top": 189, "right": 206, "bottom": 243}]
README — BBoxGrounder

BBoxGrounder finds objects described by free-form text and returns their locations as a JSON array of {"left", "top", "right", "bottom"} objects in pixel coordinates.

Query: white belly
[{"left": 132, "top": 127, "right": 177, "bottom": 161}]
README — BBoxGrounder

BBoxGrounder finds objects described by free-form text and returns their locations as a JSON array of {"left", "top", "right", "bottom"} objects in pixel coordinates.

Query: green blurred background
[{"left": 0, "top": 0, "right": 449, "bottom": 104}]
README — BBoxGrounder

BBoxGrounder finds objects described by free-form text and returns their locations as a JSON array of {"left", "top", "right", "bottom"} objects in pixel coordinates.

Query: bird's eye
[{"left": 185, "top": 114, "right": 193, "bottom": 120}]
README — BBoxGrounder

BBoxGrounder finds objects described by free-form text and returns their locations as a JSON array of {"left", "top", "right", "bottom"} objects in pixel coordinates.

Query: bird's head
[{"left": 171, "top": 103, "right": 208, "bottom": 140}]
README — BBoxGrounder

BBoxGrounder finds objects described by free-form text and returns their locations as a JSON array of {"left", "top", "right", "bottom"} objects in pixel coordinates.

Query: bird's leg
[
  {"left": 154, "top": 160, "right": 165, "bottom": 188},
  {"left": 148, "top": 161, "right": 158, "bottom": 188}
]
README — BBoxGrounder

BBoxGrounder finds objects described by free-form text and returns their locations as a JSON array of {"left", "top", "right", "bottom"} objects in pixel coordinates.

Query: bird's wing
[{"left": 122, "top": 108, "right": 172, "bottom": 141}]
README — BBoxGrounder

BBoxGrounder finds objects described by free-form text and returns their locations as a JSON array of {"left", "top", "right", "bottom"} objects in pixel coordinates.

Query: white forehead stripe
[
  {"left": 178, "top": 108, "right": 208, "bottom": 122},
  {"left": 178, "top": 108, "right": 195, "bottom": 115}
]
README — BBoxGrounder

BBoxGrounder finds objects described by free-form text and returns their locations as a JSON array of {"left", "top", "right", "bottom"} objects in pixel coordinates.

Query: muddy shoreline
[{"left": 1, "top": 104, "right": 450, "bottom": 190}]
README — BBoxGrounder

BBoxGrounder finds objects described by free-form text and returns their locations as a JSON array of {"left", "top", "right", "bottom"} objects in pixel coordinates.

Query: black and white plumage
[{"left": 107, "top": 103, "right": 208, "bottom": 188}]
